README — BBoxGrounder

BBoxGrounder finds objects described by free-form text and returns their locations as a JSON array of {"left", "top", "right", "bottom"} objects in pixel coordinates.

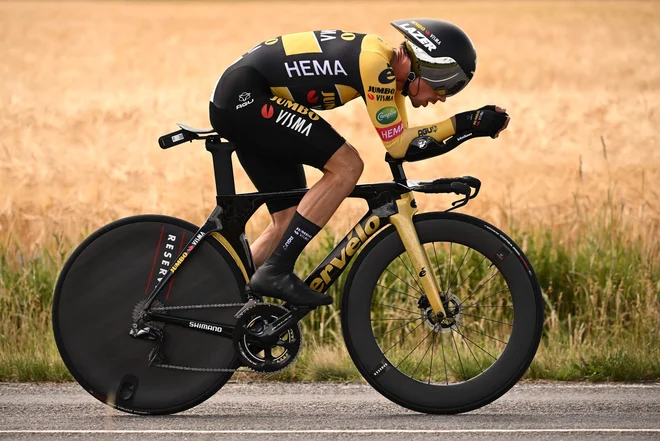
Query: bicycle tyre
[
  {"left": 53, "top": 215, "right": 247, "bottom": 415},
  {"left": 341, "top": 212, "right": 543, "bottom": 414}
]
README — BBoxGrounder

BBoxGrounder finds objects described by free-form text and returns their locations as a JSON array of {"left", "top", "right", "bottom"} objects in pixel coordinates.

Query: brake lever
[{"left": 446, "top": 182, "right": 471, "bottom": 212}]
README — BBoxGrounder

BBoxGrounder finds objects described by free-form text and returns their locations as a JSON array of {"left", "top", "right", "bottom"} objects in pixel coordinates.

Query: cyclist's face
[{"left": 409, "top": 78, "right": 446, "bottom": 108}]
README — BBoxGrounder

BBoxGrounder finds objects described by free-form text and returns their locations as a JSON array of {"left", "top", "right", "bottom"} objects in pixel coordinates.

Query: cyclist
[{"left": 209, "top": 18, "right": 510, "bottom": 307}]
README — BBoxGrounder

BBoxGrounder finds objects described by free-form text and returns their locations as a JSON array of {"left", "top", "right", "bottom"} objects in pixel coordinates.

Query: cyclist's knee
[{"left": 324, "top": 142, "right": 363, "bottom": 182}]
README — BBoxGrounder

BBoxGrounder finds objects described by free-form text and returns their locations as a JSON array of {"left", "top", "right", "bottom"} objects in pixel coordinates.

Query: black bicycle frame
[{"left": 138, "top": 134, "right": 481, "bottom": 339}]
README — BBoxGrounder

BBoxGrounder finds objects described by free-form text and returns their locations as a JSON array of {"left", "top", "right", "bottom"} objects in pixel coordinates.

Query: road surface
[{"left": 1, "top": 382, "right": 659, "bottom": 440}]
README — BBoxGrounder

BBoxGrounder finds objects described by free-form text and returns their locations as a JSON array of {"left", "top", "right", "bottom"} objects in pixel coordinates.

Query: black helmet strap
[{"left": 401, "top": 71, "right": 416, "bottom": 97}]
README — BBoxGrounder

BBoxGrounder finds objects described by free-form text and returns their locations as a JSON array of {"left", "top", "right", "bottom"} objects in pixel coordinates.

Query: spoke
[
  {"left": 461, "top": 312, "right": 513, "bottom": 326},
  {"left": 459, "top": 324, "right": 509, "bottom": 345},
  {"left": 384, "top": 320, "right": 425, "bottom": 354},
  {"left": 454, "top": 327, "right": 484, "bottom": 373},
  {"left": 464, "top": 305, "right": 513, "bottom": 309},
  {"left": 376, "top": 284, "right": 421, "bottom": 301},
  {"left": 371, "top": 301, "right": 423, "bottom": 316},
  {"left": 371, "top": 317, "right": 421, "bottom": 321},
  {"left": 397, "top": 255, "right": 424, "bottom": 293},
  {"left": 454, "top": 255, "right": 488, "bottom": 291},
  {"left": 428, "top": 330, "right": 437, "bottom": 384},
  {"left": 454, "top": 325, "right": 498, "bottom": 361},
  {"left": 450, "top": 330, "right": 467, "bottom": 381},
  {"left": 461, "top": 270, "right": 501, "bottom": 305},
  {"left": 431, "top": 242, "right": 445, "bottom": 289},
  {"left": 384, "top": 268, "right": 424, "bottom": 297},
  {"left": 440, "top": 332, "right": 449, "bottom": 385},
  {"left": 395, "top": 328, "right": 434, "bottom": 370},
  {"left": 449, "top": 247, "right": 471, "bottom": 291},
  {"left": 374, "top": 317, "right": 424, "bottom": 340},
  {"left": 410, "top": 329, "right": 436, "bottom": 379},
  {"left": 463, "top": 287, "right": 511, "bottom": 309},
  {"left": 445, "top": 242, "right": 453, "bottom": 292}
]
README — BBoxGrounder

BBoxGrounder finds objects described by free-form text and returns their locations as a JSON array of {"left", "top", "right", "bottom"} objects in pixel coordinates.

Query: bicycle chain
[
  {"left": 150, "top": 302, "right": 246, "bottom": 311},
  {"left": 147, "top": 300, "right": 290, "bottom": 374}
]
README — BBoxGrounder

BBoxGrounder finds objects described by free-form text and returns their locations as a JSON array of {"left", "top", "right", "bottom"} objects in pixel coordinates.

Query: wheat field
[
  {"left": 1, "top": 0, "right": 659, "bottom": 247},
  {"left": 1, "top": 0, "right": 659, "bottom": 382}
]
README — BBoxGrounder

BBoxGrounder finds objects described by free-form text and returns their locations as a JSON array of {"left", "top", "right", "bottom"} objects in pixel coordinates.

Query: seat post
[{"left": 205, "top": 137, "right": 236, "bottom": 196}]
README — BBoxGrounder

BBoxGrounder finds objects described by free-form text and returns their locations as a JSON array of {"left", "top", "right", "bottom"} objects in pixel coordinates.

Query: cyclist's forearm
[{"left": 384, "top": 118, "right": 455, "bottom": 158}]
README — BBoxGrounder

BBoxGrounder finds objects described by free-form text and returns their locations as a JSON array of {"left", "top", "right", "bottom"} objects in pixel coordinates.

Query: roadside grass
[{"left": 1, "top": 200, "right": 658, "bottom": 382}]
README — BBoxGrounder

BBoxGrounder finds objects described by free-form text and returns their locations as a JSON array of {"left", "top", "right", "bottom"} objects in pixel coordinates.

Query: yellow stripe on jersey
[
  {"left": 335, "top": 85, "right": 360, "bottom": 104},
  {"left": 270, "top": 86, "right": 294, "bottom": 101},
  {"left": 281, "top": 32, "right": 322, "bottom": 56}
]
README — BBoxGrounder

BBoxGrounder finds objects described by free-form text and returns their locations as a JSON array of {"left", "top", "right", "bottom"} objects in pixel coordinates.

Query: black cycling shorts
[{"left": 209, "top": 66, "right": 346, "bottom": 214}]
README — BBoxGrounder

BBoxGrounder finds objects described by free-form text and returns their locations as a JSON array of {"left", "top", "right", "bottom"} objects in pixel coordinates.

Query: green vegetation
[{"left": 1, "top": 202, "right": 658, "bottom": 382}]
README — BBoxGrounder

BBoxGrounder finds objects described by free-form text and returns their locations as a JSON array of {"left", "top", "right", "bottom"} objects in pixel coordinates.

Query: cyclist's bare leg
[
  {"left": 298, "top": 142, "right": 364, "bottom": 226},
  {"left": 249, "top": 142, "right": 363, "bottom": 306},
  {"left": 251, "top": 206, "right": 297, "bottom": 268},
  {"left": 249, "top": 143, "right": 363, "bottom": 272}
]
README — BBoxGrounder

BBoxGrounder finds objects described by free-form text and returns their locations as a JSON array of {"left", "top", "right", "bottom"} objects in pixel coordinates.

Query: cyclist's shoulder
[{"left": 360, "top": 33, "right": 395, "bottom": 60}]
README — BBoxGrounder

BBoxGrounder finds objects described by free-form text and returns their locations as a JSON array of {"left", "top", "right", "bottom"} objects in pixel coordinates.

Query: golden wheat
[{"left": 1, "top": 1, "right": 659, "bottom": 248}]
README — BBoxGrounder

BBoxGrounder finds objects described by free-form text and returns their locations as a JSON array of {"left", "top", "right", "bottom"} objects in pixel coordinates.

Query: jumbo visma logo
[{"left": 376, "top": 107, "right": 398, "bottom": 125}]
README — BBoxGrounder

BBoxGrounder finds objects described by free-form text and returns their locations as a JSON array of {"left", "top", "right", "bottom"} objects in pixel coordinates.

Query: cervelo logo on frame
[
  {"left": 284, "top": 59, "right": 348, "bottom": 78},
  {"left": 376, "top": 121, "right": 404, "bottom": 141},
  {"left": 400, "top": 22, "right": 437, "bottom": 51},
  {"left": 376, "top": 107, "right": 398, "bottom": 125},
  {"left": 236, "top": 91, "right": 254, "bottom": 110},
  {"left": 310, "top": 215, "right": 381, "bottom": 292}
]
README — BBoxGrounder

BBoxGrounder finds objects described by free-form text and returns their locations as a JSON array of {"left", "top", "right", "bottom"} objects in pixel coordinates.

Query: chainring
[{"left": 233, "top": 303, "right": 302, "bottom": 373}]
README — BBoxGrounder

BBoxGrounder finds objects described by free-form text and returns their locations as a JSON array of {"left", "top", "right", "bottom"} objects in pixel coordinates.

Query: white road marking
[{"left": 1, "top": 429, "right": 659, "bottom": 434}]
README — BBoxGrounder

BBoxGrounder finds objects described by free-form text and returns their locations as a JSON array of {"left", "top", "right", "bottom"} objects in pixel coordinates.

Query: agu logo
[
  {"left": 307, "top": 90, "right": 319, "bottom": 104},
  {"left": 261, "top": 104, "right": 274, "bottom": 119}
]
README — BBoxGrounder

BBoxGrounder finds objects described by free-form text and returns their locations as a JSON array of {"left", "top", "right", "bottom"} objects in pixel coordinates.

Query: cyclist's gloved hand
[{"left": 455, "top": 105, "right": 510, "bottom": 139}]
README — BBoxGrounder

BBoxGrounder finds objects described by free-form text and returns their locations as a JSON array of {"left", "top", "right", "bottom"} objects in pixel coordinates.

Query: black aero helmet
[{"left": 391, "top": 19, "right": 476, "bottom": 97}]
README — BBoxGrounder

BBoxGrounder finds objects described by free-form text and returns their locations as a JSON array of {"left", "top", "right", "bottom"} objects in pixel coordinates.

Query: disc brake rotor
[{"left": 422, "top": 293, "right": 463, "bottom": 333}]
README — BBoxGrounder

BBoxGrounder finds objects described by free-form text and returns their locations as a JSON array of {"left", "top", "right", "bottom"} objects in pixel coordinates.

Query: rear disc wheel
[{"left": 52, "top": 215, "right": 247, "bottom": 415}]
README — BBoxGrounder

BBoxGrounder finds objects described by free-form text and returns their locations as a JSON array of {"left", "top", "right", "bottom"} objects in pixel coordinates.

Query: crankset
[{"left": 233, "top": 303, "right": 302, "bottom": 373}]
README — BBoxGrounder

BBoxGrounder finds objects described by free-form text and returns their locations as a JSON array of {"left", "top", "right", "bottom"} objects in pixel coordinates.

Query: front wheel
[{"left": 341, "top": 212, "right": 543, "bottom": 414}]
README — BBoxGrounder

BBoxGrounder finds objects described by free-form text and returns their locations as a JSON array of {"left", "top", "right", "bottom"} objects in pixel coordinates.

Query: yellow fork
[{"left": 388, "top": 192, "right": 448, "bottom": 319}]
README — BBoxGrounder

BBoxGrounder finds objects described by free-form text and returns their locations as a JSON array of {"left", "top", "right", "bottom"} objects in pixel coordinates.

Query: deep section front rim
[{"left": 341, "top": 213, "right": 543, "bottom": 414}]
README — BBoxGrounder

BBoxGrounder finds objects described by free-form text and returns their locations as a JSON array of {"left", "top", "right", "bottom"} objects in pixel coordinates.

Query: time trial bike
[{"left": 52, "top": 123, "right": 543, "bottom": 415}]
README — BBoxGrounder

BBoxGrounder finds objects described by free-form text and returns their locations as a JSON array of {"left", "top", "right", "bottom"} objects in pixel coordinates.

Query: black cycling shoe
[{"left": 249, "top": 262, "right": 332, "bottom": 307}]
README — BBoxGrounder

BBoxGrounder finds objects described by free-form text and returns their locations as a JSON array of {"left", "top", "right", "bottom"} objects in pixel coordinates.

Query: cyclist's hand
[{"left": 454, "top": 105, "right": 510, "bottom": 139}]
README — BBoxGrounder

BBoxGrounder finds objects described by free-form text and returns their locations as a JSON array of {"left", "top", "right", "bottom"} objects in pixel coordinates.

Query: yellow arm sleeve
[{"left": 359, "top": 50, "right": 456, "bottom": 159}]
